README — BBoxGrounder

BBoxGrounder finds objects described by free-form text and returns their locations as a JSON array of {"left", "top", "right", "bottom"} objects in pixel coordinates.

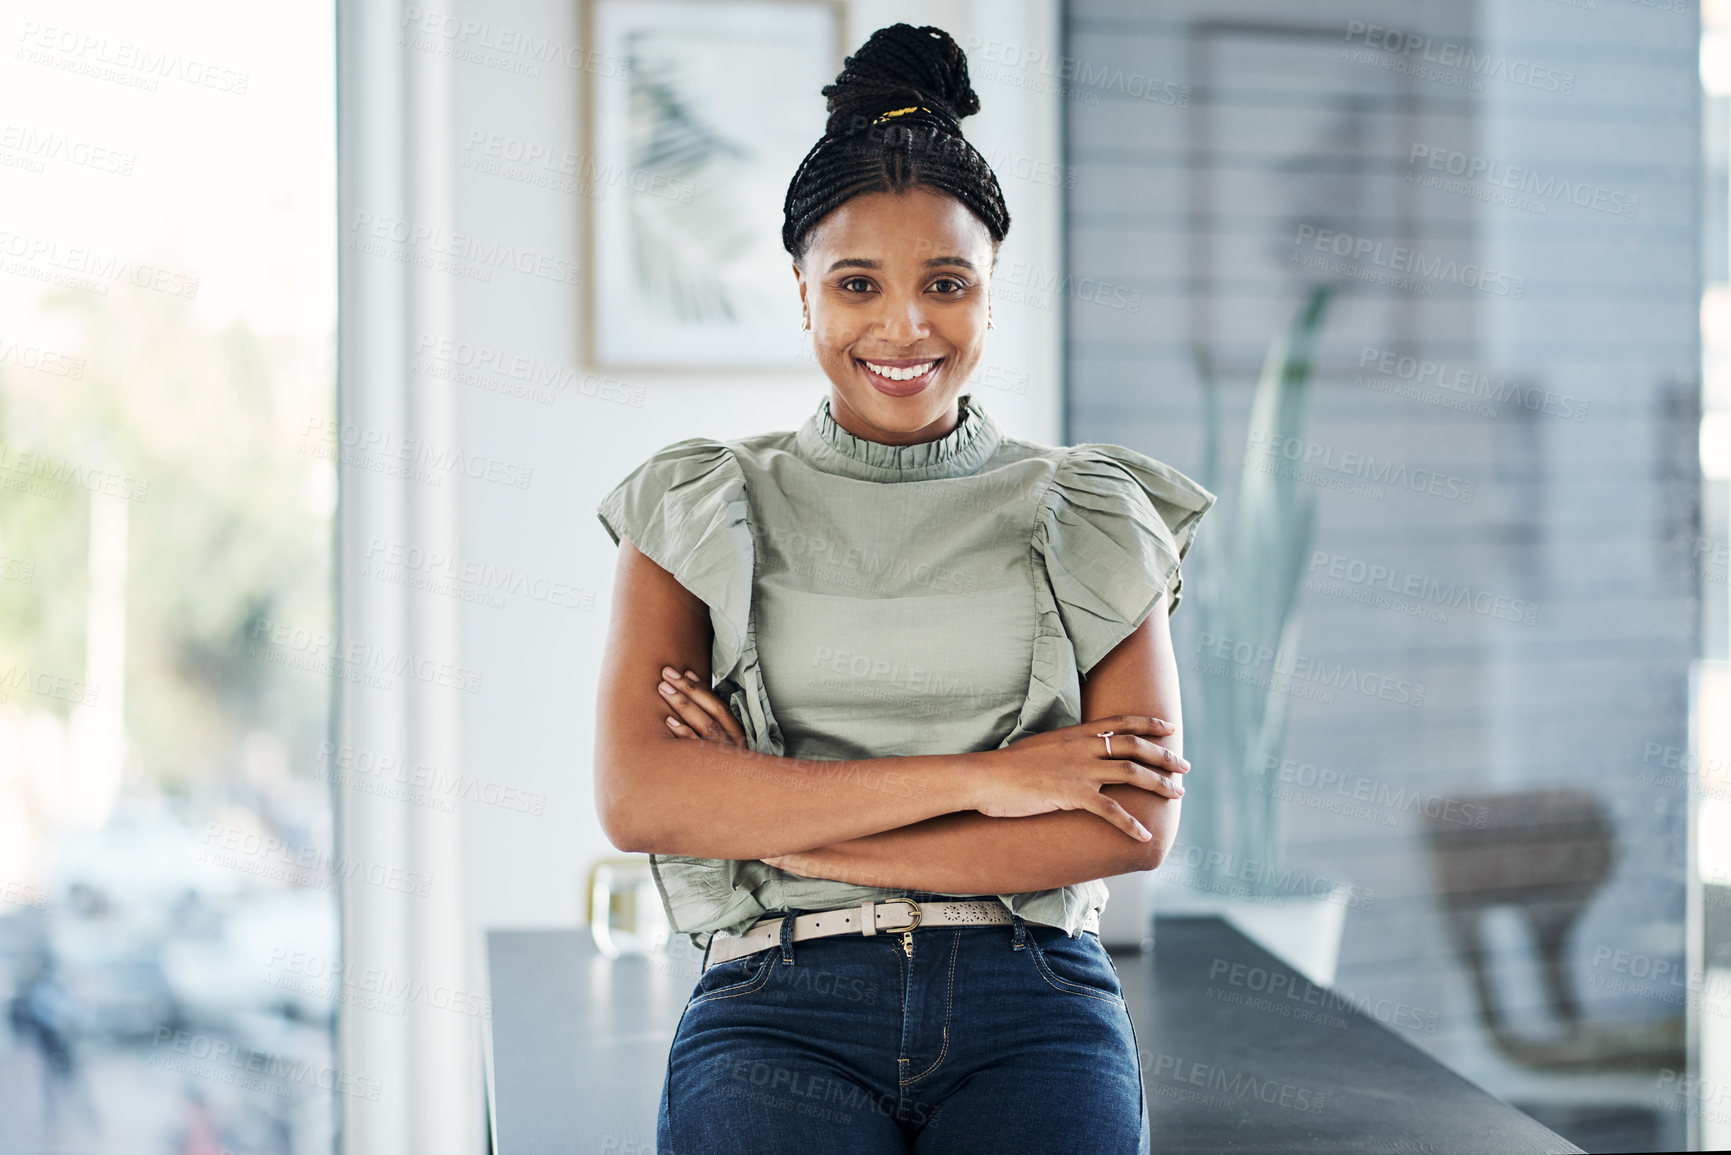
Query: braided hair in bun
[{"left": 782, "top": 23, "right": 1011, "bottom": 262}]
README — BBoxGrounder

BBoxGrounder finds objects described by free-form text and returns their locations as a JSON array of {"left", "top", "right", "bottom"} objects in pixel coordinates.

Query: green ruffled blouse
[{"left": 596, "top": 391, "right": 1216, "bottom": 951}]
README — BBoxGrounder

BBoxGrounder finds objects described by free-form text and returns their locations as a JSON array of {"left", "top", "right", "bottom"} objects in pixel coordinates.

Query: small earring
[{"left": 801, "top": 313, "right": 811, "bottom": 331}]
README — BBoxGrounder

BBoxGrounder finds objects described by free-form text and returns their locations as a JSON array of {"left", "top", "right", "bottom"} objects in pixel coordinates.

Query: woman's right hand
[{"left": 972, "top": 716, "right": 1189, "bottom": 842}]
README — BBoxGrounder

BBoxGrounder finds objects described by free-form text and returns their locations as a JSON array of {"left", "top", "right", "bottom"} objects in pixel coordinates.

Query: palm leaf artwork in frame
[
  {"left": 623, "top": 45, "right": 755, "bottom": 325},
  {"left": 581, "top": 0, "right": 844, "bottom": 370}
]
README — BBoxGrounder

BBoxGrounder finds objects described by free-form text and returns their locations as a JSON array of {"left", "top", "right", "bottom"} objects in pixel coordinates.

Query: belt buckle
[{"left": 882, "top": 898, "right": 922, "bottom": 933}]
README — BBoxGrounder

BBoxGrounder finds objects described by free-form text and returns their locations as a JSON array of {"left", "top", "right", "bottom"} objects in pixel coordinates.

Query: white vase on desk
[
  {"left": 586, "top": 856, "right": 672, "bottom": 959},
  {"left": 1098, "top": 870, "right": 1155, "bottom": 951},
  {"left": 1147, "top": 869, "right": 1351, "bottom": 988}
]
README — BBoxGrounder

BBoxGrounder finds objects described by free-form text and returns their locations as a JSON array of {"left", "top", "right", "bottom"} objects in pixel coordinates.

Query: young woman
[{"left": 593, "top": 23, "right": 1215, "bottom": 1154}]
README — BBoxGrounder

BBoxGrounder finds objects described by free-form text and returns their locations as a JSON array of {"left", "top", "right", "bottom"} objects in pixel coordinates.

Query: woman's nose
[{"left": 876, "top": 295, "right": 931, "bottom": 343}]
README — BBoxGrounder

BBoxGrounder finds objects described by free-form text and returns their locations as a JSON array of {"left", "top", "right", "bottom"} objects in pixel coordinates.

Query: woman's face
[{"left": 793, "top": 187, "right": 996, "bottom": 445}]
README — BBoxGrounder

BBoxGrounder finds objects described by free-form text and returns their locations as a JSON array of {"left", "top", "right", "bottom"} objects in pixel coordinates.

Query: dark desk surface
[{"left": 483, "top": 916, "right": 1586, "bottom": 1155}]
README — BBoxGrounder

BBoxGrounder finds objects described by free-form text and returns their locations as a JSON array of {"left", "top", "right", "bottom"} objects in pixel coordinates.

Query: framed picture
[{"left": 582, "top": 0, "right": 845, "bottom": 371}]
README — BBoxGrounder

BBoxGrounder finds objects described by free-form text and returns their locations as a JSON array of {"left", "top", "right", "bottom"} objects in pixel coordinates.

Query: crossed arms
[{"left": 592, "top": 539, "right": 1185, "bottom": 894}]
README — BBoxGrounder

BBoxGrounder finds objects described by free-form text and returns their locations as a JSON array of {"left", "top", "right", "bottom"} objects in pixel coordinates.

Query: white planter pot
[
  {"left": 1148, "top": 870, "right": 1351, "bottom": 987},
  {"left": 1097, "top": 870, "right": 1155, "bottom": 951}
]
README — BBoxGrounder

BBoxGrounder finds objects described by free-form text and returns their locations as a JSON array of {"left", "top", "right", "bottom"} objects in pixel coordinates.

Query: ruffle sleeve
[
  {"left": 1032, "top": 443, "right": 1217, "bottom": 677},
  {"left": 595, "top": 437, "right": 785, "bottom": 758},
  {"left": 596, "top": 437, "right": 791, "bottom": 944}
]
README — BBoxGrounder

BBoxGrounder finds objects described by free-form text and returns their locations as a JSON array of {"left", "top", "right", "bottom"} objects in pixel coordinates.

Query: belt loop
[
  {"left": 1010, "top": 913, "right": 1028, "bottom": 951},
  {"left": 779, "top": 908, "right": 798, "bottom": 965}
]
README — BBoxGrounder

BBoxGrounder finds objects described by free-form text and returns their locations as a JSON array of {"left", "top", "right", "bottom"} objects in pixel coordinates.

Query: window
[{"left": 0, "top": 7, "right": 338, "bottom": 1152}]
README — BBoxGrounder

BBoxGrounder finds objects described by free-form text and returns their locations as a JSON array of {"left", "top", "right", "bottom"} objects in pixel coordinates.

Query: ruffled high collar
[{"left": 794, "top": 392, "right": 1002, "bottom": 482}]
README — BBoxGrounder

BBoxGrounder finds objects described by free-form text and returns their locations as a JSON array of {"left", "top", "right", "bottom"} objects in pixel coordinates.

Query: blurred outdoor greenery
[{"left": 0, "top": 281, "right": 334, "bottom": 795}]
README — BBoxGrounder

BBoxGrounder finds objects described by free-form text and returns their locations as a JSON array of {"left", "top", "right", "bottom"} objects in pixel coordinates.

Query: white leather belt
[{"left": 701, "top": 897, "right": 1100, "bottom": 971}]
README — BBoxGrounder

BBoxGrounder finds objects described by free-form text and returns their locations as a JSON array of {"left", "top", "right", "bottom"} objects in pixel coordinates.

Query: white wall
[{"left": 446, "top": 0, "right": 1065, "bottom": 950}]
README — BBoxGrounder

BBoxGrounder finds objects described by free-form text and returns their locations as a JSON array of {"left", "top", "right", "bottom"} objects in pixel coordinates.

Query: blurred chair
[{"left": 1421, "top": 786, "right": 1683, "bottom": 1070}]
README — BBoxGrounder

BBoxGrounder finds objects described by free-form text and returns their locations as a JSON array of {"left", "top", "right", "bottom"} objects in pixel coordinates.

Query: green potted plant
[{"left": 1150, "top": 285, "right": 1354, "bottom": 986}]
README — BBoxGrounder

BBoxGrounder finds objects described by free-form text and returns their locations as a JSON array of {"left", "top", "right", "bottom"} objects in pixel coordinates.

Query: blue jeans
[{"left": 657, "top": 897, "right": 1151, "bottom": 1154}]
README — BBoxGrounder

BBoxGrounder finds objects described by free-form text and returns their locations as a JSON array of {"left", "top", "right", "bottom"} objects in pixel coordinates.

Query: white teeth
[{"left": 863, "top": 360, "right": 937, "bottom": 382}]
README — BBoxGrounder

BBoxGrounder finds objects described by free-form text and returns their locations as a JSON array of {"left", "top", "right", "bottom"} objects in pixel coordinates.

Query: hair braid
[{"left": 782, "top": 23, "right": 1010, "bottom": 262}]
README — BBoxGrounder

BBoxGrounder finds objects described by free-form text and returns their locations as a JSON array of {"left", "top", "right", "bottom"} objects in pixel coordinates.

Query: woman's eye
[
  {"left": 930, "top": 277, "right": 967, "bottom": 294},
  {"left": 841, "top": 276, "right": 873, "bottom": 293}
]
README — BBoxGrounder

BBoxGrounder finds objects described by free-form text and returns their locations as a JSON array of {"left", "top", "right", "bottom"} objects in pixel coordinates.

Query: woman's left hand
[{"left": 657, "top": 666, "right": 748, "bottom": 747}]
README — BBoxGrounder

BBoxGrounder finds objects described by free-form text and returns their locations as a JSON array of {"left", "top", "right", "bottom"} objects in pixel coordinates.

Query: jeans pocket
[
  {"left": 1025, "top": 928, "right": 1128, "bottom": 1009},
  {"left": 688, "top": 947, "right": 778, "bottom": 1006}
]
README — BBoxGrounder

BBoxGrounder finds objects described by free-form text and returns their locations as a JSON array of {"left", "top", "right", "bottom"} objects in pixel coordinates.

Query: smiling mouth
[{"left": 857, "top": 357, "right": 943, "bottom": 383}]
